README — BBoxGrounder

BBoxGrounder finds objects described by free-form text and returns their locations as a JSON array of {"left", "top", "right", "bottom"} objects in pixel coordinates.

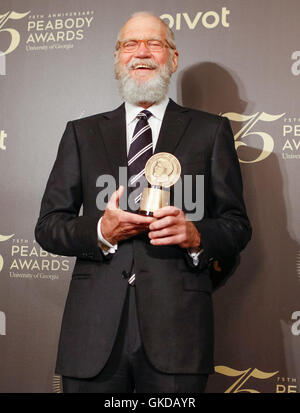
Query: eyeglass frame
[{"left": 115, "top": 38, "right": 176, "bottom": 53}]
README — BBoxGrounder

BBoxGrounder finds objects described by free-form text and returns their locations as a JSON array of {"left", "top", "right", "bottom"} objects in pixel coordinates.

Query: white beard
[{"left": 114, "top": 56, "right": 173, "bottom": 105}]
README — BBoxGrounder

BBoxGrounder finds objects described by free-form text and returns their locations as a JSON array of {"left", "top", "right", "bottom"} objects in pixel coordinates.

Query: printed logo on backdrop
[
  {"left": 0, "top": 234, "right": 14, "bottom": 272},
  {"left": 221, "top": 112, "right": 285, "bottom": 163},
  {"left": 26, "top": 10, "right": 94, "bottom": 52},
  {"left": 0, "top": 234, "right": 71, "bottom": 281},
  {"left": 160, "top": 7, "right": 230, "bottom": 31},
  {"left": 215, "top": 366, "right": 297, "bottom": 393},
  {"left": 0, "top": 235, "right": 11, "bottom": 336},
  {"left": 282, "top": 117, "right": 300, "bottom": 160},
  {"left": 276, "top": 376, "right": 298, "bottom": 393},
  {"left": 0, "top": 11, "right": 30, "bottom": 54},
  {"left": 291, "top": 51, "right": 300, "bottom": 76},
  {"left": 0, "top": 11, "right": 30, "bottom": 75}
]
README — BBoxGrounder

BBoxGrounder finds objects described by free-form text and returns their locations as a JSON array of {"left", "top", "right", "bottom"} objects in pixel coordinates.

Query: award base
[{"left": 139, "top": 186, "right": 170, "bottom": 216}]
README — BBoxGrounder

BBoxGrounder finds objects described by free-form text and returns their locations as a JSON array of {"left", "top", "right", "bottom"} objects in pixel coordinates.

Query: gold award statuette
[{"left": 139, "top": 152, "right": 181, "bottom": 216}]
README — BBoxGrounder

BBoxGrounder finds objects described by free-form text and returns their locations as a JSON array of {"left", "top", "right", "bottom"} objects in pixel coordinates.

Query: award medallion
[{"left": 139, "top": 153, "right": 181, "bottom": 216}]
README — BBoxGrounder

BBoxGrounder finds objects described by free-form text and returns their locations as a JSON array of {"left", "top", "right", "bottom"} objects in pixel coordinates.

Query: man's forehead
[{"left": 119, "top": 15, "right": 166, "bottom": 40}]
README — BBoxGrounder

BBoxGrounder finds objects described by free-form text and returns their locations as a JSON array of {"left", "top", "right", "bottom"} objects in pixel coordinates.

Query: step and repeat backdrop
[{"left": 0, "top": 0, "right": 299, "bottom": 393}]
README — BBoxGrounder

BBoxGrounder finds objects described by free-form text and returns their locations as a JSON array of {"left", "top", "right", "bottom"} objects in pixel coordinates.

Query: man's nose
[{"left": 134, "top": 41, "right": 152, "bottom": 58}]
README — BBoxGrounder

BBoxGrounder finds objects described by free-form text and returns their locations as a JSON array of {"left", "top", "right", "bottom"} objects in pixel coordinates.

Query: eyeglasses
[{"left": 117, "top": 39, "right": 174, "bottom": 53}]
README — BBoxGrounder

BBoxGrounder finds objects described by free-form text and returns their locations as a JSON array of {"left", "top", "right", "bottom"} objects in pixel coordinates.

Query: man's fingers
[
  {"left": 149, "top": 226, "right": 179, "bottom": 239},
  {"left": 149, "top": 215, "right": 177, "bottom": 231},
  {"left": 153, "top": 206, "right": 181, "bottom": 219},
  {"left": 114, "top": 185, "right": 124, "bottom": 208},
  {"left": 121, "top": 210, "right": 154, "bottom": 225},
  {"left": 107, "top": 186, "right": 124, "bottom": 209},
  {"left": 150, "top": 234, "right": 184, "bottom": 246}
]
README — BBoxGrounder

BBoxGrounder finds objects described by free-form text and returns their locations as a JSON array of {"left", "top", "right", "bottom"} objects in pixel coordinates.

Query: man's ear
[{"left": 171, "top": 50, "right": 179, "bottom": 73}]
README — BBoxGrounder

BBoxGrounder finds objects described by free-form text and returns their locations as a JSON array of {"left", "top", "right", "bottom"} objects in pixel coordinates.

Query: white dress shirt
[{"left": 125, "top": 97, "right": 169, "bottom": 154}]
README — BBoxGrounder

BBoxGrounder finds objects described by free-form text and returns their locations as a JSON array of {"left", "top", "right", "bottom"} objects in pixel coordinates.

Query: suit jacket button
[{"left": 122, "top": 270, "right": 130, "bottom": 279}]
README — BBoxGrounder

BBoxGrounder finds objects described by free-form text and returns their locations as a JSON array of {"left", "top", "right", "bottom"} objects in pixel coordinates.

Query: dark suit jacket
[{"left": 35, "top": 99, "right": 251, "bottom": 378}]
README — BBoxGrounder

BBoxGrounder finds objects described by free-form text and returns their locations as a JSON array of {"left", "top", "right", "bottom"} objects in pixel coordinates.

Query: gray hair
[{"left": 115, "top": 11, "right": 176, "bottom": 51}]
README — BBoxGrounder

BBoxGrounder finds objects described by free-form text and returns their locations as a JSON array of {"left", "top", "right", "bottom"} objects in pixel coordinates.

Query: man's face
[
  {"left": 115, "top": 15, "right": 178, "bottom": 85},
  {"left": 153, "top": 161, "right": 164, "bottom": 176}
]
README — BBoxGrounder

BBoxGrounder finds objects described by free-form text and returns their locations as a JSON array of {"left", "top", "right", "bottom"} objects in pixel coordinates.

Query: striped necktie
[
  {"left": 127, "top": 110, "right": 153, "bottom": 285},
  {"left": 128, "top": 110, "right": 153, "bottom": 207}
]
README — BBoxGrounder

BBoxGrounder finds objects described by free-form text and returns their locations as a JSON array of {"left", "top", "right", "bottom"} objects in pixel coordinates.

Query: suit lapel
[
  {"left": 155, "top": 99, "right": 191, "bottom": 155},
  {"left": 97, "top": 100, "right": 191, "bottom": 179},
  {"left": 97, "top": 103, "right": 128, "bottom": 181}
]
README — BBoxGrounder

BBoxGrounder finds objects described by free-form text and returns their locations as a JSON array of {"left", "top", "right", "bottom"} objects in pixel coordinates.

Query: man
[{"left": 35, "top": 12, "right": 251, "bottom": 393}]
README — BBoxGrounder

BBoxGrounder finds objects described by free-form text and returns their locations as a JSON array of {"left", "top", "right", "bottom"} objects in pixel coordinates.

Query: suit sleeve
[
  {"left": 35, "top": 121, "right": 104, "bottom": 261},
  {"left": 191, "top": 116, "right": 252, "bottom": 277}
]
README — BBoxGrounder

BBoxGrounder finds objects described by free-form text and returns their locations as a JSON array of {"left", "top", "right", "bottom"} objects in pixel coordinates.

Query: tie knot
[{"left": 137, "top": 110, "right": 152, "bottom": 120}]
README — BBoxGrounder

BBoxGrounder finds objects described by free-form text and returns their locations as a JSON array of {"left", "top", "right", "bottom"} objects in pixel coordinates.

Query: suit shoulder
[
  {"left": 185, "top": 106, "right": 224, "bottom": 125},
  {"left": 170, "top": 100, "right": 224, "bottom": 125},
  {"left": 68, "top": 112, "right": 104, "bottom": 127},
  {"left": 69, "top": 104, "right": 124, "bottom": 127}
]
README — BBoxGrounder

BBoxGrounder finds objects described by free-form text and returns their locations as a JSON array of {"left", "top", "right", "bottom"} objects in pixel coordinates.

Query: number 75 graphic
[
  {"left": 215, "top": 366, "right": 279, "bottom": 393},
  {"left": 222, "top": 112, "right": 285, "bottom": 163},
  {"left": 0, "top": 10, "right": 30, "bottom": 55}
]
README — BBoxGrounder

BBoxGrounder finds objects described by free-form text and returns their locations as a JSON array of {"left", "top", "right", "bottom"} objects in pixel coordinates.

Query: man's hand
[
  {"left": 101, "top": 186, "right": 154, "bottom": 245},
  {"left": 148, "top": 206, "right": 201, "bottom": 249}
]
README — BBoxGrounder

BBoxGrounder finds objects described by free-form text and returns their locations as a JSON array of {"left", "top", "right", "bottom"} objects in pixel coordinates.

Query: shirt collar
[{"left": 125, "top": 97, "right": 169, "bottom": 125}]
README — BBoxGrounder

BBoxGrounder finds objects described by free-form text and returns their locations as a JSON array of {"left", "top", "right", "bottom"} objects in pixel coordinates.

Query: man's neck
[
  {"left": 138, "top": 102, "right": 154, "bottom": 109},
  {"left": 125, "top": 97, "right": 169, "bottom": 117}
]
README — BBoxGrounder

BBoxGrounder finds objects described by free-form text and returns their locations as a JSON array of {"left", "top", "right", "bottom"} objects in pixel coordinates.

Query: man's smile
[
  {"left": 132, "top": 64, "right": 154, "bottom": 70},
  {"left": 127, "top": 58, "right": 158, "bottom": 74},
  {"left": 129, "top": 62, "right": 157, "bottom": 78}
]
